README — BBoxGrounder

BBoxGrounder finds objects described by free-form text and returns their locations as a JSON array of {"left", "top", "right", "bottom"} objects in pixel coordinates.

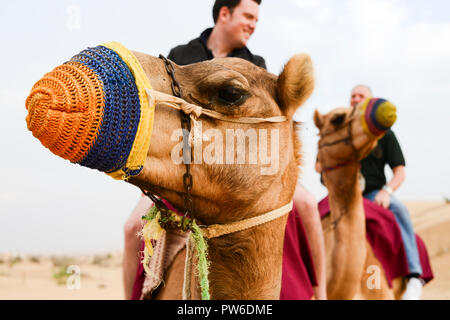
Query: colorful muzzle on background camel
[
  {"left": 361, "top": 98, "right": 397, "bottom": 137},
  {"left": 25, "top": 42, "right": 155, "bottom": 180}
]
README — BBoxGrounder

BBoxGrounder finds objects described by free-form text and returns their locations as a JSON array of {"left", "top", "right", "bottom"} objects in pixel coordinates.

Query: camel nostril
[
  {"left": 25, "top": 91, "right": 51, "bottom": 133},
  {"left": 25, "top": 62, "right": 105, "bottom": 162}
]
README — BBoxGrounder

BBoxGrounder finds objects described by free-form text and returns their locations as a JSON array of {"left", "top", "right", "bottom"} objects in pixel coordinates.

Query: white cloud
[
  {"left": 290, "top": 0, "right": 319, "bottom": 8},
  {"left": 316, "top": 7, "right": 331, "bottom": 23},
  {"left": 348, "top": 0, "right": 408, "bottom": 29}
]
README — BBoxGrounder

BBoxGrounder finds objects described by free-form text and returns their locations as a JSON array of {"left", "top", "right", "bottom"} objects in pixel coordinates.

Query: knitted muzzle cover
[
  {"left": 361, "top": 98, "right": 397, "bottom": 137},
  {"left": 25, "top": 42, "right": 155, "bottom": 180}
]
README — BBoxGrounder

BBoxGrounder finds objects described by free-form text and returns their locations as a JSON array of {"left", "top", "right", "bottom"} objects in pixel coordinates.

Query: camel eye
[
  {"left": 330, "top": 113, "right": 346, "bottom": 126},
  {"left": 217, "top": 86, "right": 247, "bottom": 105}
]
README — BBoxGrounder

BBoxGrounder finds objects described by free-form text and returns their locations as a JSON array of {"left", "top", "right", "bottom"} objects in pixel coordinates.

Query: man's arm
[
  {"left": 388, "top": 165, "right": 406, "bottom": 191},
  {"left": 374, "top": 165, "right": 406, "bottom": 208},
  {"left": 123, "top": 194, "right": 152, "bottom": 299},
  {"left": 315, "top": 157, "right": 322, "bottom": 173},
  {"left": 293, "top": 184, "right": 327, "bottom": 300},
  {"left": 374, "top": 131, "right": 406, "bottom": 208}
]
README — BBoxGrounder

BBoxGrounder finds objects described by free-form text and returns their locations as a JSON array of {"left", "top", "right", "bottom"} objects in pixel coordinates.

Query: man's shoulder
[
  {"left": 379, "top": 129, "right": 405, "bottom": 159},
  {"left": 168, "top": 37, "right": 209, "bottom": 65},
  {"left": 232, "top": 47, "right": 266, "bottom": 69},
  {"left": 381, "top": 129, "right": 399, "bottom": 143},
  {"left": 170, "top": 37, "right": 203, "bottom": 53},
  {"left": 251, "top": 54, "right": 266, "bottom": 69},
  {"left": 167, "top": 27, "right": 267, "bottom": 69}
]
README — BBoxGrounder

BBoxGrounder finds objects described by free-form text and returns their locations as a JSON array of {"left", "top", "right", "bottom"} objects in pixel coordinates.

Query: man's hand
[
  {"left": 313, "top": 286, "right": 327, "bottom": 300},
  {"left": 374, "top": 189, "right": 391, "bottom": 209},
  {"left": 293, "top": 185, "right": 327, "bottom": 301}
]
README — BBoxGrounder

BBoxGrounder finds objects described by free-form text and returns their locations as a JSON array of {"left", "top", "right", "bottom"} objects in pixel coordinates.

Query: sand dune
[
  {"left": 0, "top": 253, "right": 123, "bottom": 300},
  {"left": 406, "top": 201, "right": 450, "bottom": 300},
  {"left": 0, "top": 201, "right": 449, "bottom": 300}
]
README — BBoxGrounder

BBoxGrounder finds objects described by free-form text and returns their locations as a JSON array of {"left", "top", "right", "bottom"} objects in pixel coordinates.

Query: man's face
[
  {"left": 222, "top": 0, "right": 259, "bottom": 48},
  {"left": 350, "top": 86, "right": 372, "bottom": 107}
]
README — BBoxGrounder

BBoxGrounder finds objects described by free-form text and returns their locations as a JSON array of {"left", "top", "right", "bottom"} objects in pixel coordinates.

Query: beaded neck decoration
[{"left": 25, "top": 42, "right": 155, "bottom": 180}]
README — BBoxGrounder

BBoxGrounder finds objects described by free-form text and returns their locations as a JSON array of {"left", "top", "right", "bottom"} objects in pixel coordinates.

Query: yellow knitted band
[
  {"left": 375, "top": 101, "right": 397, "bottom": 128},
  {"left": 102, "top": 41, "right": 155, "bottom": 180}
]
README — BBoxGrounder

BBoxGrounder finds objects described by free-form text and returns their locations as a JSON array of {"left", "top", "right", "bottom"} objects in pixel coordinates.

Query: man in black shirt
[
  {"left": 168, "top": 26, "right": 266, "bottom": 69},
  {"left": 350, "top": 85, "right": 423, "bottom": 300},
  {"left": 167, "top": 0, "right": 265, "bottom": 68},
  {"left": 360, "top": 130, "right": 406, "bottom": 197}
]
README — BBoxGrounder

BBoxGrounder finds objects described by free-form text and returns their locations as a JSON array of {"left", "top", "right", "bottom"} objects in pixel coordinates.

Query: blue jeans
[{"left": 365, "top": 190, "right": 423, "bottom": 276}]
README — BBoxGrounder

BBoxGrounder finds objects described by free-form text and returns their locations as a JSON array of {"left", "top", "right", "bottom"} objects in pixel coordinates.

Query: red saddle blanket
[
  {"left": 280, "top": 204, "right": 318, "bottom": 300},
  {"left": 318, "top": 196, "right": 434, "bottom": 287},
  {"left": 132, "top": 202, "right": 318, "bottom": 300}
]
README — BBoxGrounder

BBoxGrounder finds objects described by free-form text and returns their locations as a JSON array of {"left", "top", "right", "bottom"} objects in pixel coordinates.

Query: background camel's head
[
  {"left": 25, "top": 42, "right": 314, "bottom": 225},
  {"left": 314, "top": 98, "right": 397, "bottom": 170}
]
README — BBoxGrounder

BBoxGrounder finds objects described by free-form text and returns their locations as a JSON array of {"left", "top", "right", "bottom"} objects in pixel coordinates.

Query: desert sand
[
  {"left": 1, "top": 200, "right": 449, "bottom": 300},
  {"left": 408, "top": 200, "right": 450, "bottom": 300},
  {"left": 0, "top": 252, "right": 123, "bottom": 300}
]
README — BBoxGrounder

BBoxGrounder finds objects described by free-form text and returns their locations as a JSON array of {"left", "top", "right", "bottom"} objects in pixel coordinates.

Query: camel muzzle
[
  {"left": 361, "top": 98, "right": 397, "bottom": 137},
  {"left": 25, "top": 42, "right": 155, "bottom": 180}
]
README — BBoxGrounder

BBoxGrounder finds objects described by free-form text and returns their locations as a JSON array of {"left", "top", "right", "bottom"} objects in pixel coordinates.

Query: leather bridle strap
[
  {"left": 321, "top": 160, "right": 358, "bottom": 173},
  {"left": 318, "top": 108, "right": 360, "bottom": 173}
]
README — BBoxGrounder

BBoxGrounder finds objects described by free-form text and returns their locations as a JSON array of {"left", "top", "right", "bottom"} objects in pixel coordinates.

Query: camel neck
[
  {"left": 323, "top": 162, "right": 367, "bottom": 299},
  {"left": 201, "top": 214, "right": 288, "bottom": 299},
  {"left": 324, "top": 163, "right": 363, "bottom": 225}
]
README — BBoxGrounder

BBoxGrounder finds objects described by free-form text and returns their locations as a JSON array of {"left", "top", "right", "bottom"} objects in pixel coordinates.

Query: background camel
[
  {"left": 314, "top": 99, "right": 406, "bottom": 299},
  {"left": 25, "top": 42, "right": 314, "bottom": 299}
]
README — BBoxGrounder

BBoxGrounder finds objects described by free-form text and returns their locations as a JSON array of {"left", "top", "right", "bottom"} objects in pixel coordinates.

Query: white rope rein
[
  {"left": 182, "top": 201, "right": 293, "bottom": 299},
  {"left": 146, "top": 88, "right": 287, "bottom": 124},
  {"left": 201, "top": 201, "right": 293, "bottom": 239}
]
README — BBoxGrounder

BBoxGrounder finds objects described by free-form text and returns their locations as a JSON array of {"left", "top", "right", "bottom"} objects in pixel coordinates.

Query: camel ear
[
  {"left": 277, "top": 54, "right": 314, "bottom": 117},
  {"left": 314, "top": 109, "right": 324, "bottom": 130}
]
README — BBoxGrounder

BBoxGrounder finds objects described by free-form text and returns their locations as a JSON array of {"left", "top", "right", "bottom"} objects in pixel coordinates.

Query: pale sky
[{"left": 1, "top": 0, "right": 449, "bottom": 254}]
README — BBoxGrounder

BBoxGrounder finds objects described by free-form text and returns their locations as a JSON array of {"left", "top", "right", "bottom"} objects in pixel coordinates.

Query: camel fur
[{"left": 126, "top": 53, "right": 315, "bottom": 299}]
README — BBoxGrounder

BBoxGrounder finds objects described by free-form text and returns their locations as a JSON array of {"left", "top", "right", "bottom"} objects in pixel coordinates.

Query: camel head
[
  {"left": 314, "top": 98, "right": 397, "bottom": 172},
  {"left": 25, "top": 42, "right": 314, "bottom": 226}
]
